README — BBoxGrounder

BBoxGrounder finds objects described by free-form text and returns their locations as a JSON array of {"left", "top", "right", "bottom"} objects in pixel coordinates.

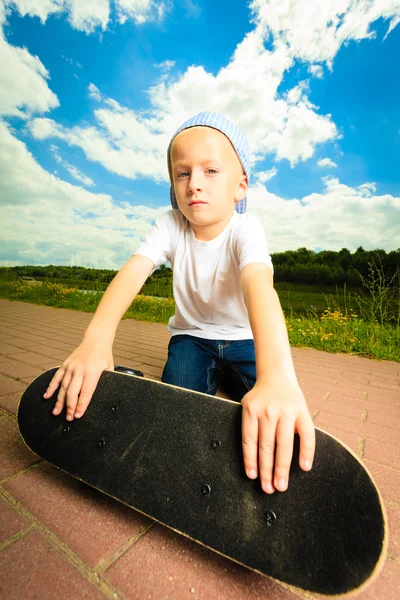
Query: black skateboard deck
[{"left": 18, "top": 367, "right": 388, "bottom": 597}]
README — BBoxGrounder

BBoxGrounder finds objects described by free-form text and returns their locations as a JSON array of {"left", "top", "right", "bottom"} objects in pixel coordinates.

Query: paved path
[{"left": 0, "top": 299, "right": 399, "bottom": 599}]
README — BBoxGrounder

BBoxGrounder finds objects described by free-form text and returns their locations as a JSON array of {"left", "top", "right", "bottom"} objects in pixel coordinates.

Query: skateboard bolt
[
  {"left": 63, "top": 425, "right": 70, "bottom": 433},
  {"left": 210, "top": 440, "right": 221, "bottom": 449},
  {"left": 97, "top": 439, "right": 106, "bottom": 449},
  {"left": 201, "top": 484, "right": 211, "bottom": 496},
  {"left": 265, "top": 511, "right": 277, "bottom": 527},
  {"left": 111, "top": 405, "right": 118, "bottom": 412}
]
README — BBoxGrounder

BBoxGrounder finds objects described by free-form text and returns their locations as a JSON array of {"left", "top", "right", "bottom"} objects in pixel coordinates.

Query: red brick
[
  {"left": 0, "top": 376, "right": 25, "bottom": 397},
  {"left": 0, "top": 392, "right": 21, "bottom": 415},
  {"left": 385, "top": 504, "right": 400, "bottom": 559},
  {"left": 0, "top": 356, "right": 13, "bottom": 365},
  {"left": 326, "top": 392, "right": 367, "bottom": 408},
  {"left": 309, "top": 366, "right": 344, "bottom": 378},
  {"left": 5, "top": 351, "right": 54, "bottom": 367},
  {"left": 0, "top": 342, "right": 21, "bottom": 355},
  {"left": 0, "top": 530, "right": 105, "bottom": 600},
  {"left": 105, "top": 523, "right": 296, "bottom": 600},
  {"left": 360, "top": 557, "right": 400, "bottom": 600},
  {"left": 0, "top": 496, "right": 29, "bottom": 542},
  {"left": 363, "top": 461, "right": 400, "bottom": 504},
  {"left": 2, "top": 337, "right": 33, "bottom": 350},
  {"left": 365, "top": 400, "right": 400, "bottom": 418},
  {"left": 366, "top": 410, "right": 400, "bottom": 430},
  {"left": 368, "top": 381, "right": 400, "bottom": 393},
  {"left": 363, "top": 439, "right": 400, "bottom": 471},
  {"left": 322, "top": 400, "right": 364, "bottom": 421},
  {"left": 331, "top": 381, "right": 370, "bottom": 394},
  {"left": 367, "top": 390, "right": 400, "bottom": 404},
  {"left": 4, "top": 462, "right": 151, "bottom": 568},
  {"left": 306, "top": 380, "right": 366, "bottom": 400},
  {"left": 0, "top": 360, "right": 43, "bottom": 380},
  {"left": 0, "top": 416, "right": 39, "bottom": 479},
  {"left": 335, "top": 375, "right": 370, "bottom": 387},
  {"left": 314, "top": 411, "right": 400, "bottom": 447},
  {"left": 23, "top": 344, "right": 67, "bottom": 361}
]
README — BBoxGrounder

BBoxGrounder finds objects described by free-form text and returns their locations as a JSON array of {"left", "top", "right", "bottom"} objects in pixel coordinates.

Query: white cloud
[
  {"left": 28, "top": 110, "right": 169, "bottom": 181},
  {"left": 308, "top": 64, "right": 324, "bottom": 79},
  {"left": 115, "top": 0, "right": 170, "bottom": 25},
  {"left": 3, "top": 0, "right": 169, "bottom": 32},
  {"left": 88, "top": 83, "right": 102, "bottom": 101},
  {"left": 0, "top": 33, "right": 59, "bottom": 118},
  {"left": 28, "top": 27, "right": 338, "bottom": 178},
  {"left": 1, "top": 121, "right": 398, "bottom": 270},
  {"left": 249, "top": 0, "right": 400, "bottom": 66},
  {"left": 255, "top": 167, "right": 277, "bottom": 183},
  {"left": 0, "top": 121, "right": 167, "bottom": 268},
  {"left": 50, "top": 145, "right": 95, "bottom": 187},
  {"left": 317, "top": 157, "right": 338, "bottom": 168},
  {"left": 154, "top": 59, "right": 176, "bottom": 71},
  {"left": 248, "top": 177, "right": 400, "bottom": 253},
  {"left": 3, "top": 0, "right": 64, "bottom": 23},
  {"left": 64, "top": 0, "right": 110, "bottom": 33}
]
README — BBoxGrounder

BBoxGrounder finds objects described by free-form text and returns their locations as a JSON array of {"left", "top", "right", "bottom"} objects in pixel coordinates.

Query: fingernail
[
  {"left": 263, "top": 481, "right": 274, "bottom": 494},
  {"left": 247, "top": 469, "right": 257, "bottom": 479},
  {"left": 277, "top": 478, "right": 287, "bottom": 491},
  {"left": 75, "top": 412, "right": 80, "bottom": 418},
  {"left": 303, "top": 460, "right": 311, "bottom": 470}
]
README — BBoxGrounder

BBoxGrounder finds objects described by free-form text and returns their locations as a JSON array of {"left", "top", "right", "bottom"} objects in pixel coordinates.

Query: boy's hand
[
  {"left": 241, "top": 381, "right": 315, "bottom": 493},
  {"left": 43, "top": 342, "right": 114, "bottom": 422}
]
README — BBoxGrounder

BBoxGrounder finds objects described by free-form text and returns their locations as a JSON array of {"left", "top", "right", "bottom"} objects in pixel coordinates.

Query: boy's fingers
[
  {"left": 52, "top": 370, "right": 72, "bottom": 416},
  {"left": 258, "top": 415, "right": 278, "bottom": 494},
  {"left": 241, "top": 410, "right": 259, "bottom": 479},
  {"left": 296, "top": 412, "right": 316, "bottom": 471},
  {"left": 74, "top": 371, "right": 103, "bottom": 418},
  {"left": 43, "top": 367, "right": 65, "bottom": 398},
  {"left": 273, "top": 413, "right": 296, "bottom": 492},
  {"left": 63, "top": 374, "right": 84, "bottom": 421}
]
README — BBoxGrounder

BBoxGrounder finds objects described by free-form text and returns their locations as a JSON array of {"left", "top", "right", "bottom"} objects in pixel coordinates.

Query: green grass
[{"left": 0, "top": 279, "right": 398, "bottom": 362}]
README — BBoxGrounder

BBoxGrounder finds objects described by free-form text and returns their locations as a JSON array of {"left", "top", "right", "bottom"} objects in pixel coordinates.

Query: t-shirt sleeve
[
  {"left": 234, "top": 215, "right": 274, "bottom": 272},
  {"left": 133, "top": 210, "right": 172, "bottom": 274}
]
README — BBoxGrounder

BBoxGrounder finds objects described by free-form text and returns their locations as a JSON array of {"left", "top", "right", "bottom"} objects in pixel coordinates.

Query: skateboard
[{"left": 17, "top": 367, "right": 388, "bottom": 597}]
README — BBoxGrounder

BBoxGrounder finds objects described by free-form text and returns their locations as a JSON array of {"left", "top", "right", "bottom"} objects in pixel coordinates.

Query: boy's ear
[{"left": 235, "top": 172, "right": 248, "bottom": 201}]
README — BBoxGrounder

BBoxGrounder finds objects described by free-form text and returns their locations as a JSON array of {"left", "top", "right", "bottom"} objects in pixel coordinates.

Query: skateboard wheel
[
  {"left": 210, "top": 440, "right": 221, "bottom": 450},
  {"left": 63, "top": 425, "right": 70, "bottom": 433},
  {"left": 111, "top": 405, "right": 119, "bottom": 412},
  {"left": 201, "top": 484, "right": 211, "bottom": 496},
  {"left": 97, "top": 439, "right": 106, "bottom": 449},
  {"left": 114, "top": 366, "right": 144, "bottom": 377},
  {"left": 264, "top": 511, "right": 276, "bottom": 527}
]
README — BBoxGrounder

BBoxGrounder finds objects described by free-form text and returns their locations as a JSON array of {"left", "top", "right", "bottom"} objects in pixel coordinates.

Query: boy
[{"left": 44, "top": 111, "right": 315, "bottom": 495}]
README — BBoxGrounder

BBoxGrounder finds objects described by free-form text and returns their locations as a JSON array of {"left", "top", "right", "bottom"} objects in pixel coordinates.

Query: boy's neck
[{"left": 190, "top": 213, "right": 235, "bottom": 242}]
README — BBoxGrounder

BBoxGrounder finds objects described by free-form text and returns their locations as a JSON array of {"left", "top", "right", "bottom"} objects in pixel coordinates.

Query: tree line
[{"left": 1, "top": 246, "right": 398, "bottom": 288}]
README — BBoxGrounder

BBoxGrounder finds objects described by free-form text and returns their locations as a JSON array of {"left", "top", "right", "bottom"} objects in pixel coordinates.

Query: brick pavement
[{"left": 0, "top": 299, "right": 399, "bottom": 599}]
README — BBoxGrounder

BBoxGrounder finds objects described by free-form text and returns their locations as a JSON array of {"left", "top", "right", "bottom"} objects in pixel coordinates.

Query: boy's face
[{"left": 170, "top": 126, "right": 247, "bottom": 230}]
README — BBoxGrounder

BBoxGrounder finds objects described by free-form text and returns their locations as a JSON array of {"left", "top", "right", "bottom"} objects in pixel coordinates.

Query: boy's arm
[
  {"left": 44, "top": 254, "right": 154, "bottom": 420},
  {"left": 240, "top": 262, "right": 315, "bottom": 494}
]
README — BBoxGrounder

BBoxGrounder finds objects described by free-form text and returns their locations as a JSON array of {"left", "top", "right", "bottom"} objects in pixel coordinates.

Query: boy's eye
[
  {"left": 176, "top": 171, "right": 189, "bottom": 179},
  {"left": 206, "top": 168, "right": 218, "bottom": 174}
]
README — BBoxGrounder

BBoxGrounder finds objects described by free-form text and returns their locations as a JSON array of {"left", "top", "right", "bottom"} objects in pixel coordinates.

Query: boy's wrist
[
  {"left": 84, "top": 324, "right": 115, "bottom": 346},
  {"left": 256, "top": 371, "right": 300, "bottom": 389}
]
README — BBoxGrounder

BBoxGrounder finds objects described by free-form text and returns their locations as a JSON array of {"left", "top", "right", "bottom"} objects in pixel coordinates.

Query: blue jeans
[{"left": 161, "top": 334, "right": 256, "bottom": 402}]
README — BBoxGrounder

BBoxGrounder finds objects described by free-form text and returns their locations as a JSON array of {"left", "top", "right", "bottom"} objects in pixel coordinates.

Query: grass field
[{"left": 0, "top": 277, "right": 398, "bottom": 362}]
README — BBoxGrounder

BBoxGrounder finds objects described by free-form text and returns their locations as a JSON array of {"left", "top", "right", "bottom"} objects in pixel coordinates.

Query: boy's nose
[{"left": 188, "top": 172, "right": 202, "bottom": 193}]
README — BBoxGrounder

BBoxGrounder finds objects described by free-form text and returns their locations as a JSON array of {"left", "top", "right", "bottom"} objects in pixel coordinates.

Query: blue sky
[{"left": 1, "top": 0, "right": 399, "bottom": 268}]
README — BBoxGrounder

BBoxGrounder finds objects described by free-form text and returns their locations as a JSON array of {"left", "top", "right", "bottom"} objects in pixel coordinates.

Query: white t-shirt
[{"left": 134, "top": 209, "right": 274, "bottom": 340}]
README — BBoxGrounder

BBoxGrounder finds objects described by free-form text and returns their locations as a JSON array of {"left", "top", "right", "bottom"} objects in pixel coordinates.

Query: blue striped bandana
[{"left": 167, "top": 111, "right": 250, "bottom": 214}]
